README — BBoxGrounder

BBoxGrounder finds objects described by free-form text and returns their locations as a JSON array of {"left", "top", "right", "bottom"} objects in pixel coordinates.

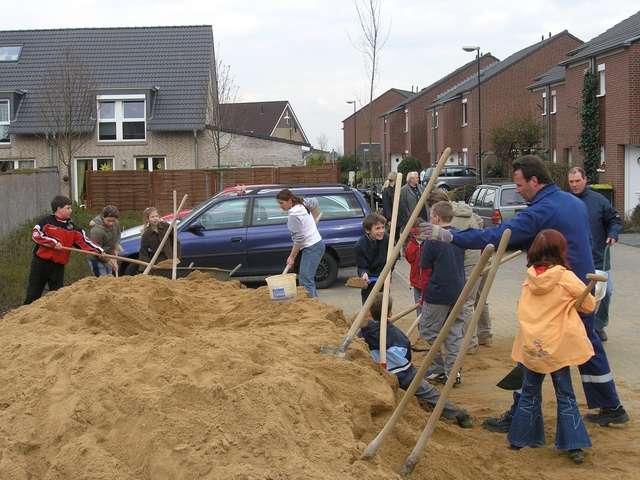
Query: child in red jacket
[{"left": 405, "top": 220, "right": 431, "bottom": 315}]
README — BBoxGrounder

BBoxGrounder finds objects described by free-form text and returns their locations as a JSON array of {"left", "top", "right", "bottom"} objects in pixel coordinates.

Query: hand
[
  {"left": 361, "top": 272, "right": 369, "bottom": 284},
  {"left": 286, "top": 255, "right": 296, "bottom": 267},
  {"left": 109, "top": 259, "right": 118, "bottom": 271},
  {"left": 424, "top": 224, "right": 453, "bottom": 243},
  {"left": 606, "top": 237, "right": 617, "bottom": 245},
  {"left": 53, "top": 242, "right": 63, "bottom": 250}
]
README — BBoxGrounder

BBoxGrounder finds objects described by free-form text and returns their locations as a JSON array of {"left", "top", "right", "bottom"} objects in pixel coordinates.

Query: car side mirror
[{"left": 187, "top": 220, "right": 205, "bottom": 233}]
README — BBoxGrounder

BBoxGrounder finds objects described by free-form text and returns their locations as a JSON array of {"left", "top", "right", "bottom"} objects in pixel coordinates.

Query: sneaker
[
  {"left": 596, "top": 329, "right": 608, "bottom": 342},
  {"left": 454, "top": 372, "right": 462, "bottom": 387},
  {"left": 568, "top": 449, "right": 585, "bottom": 464},
  {"left": 426, "top": 373, "right": 448, "bottom": 384},
  {"left": 482, "top": 410, "right": 513, "bottom": 433},
  {"left": 455, "top": 410, "right": 473, "bottom": 429},
  {"left": 411, "top": 338, "right": 430, "bottom": 352},
  {"left": 585, "top": 405, "right": 629, "bottom": 426},
  {"left": 478, "top": 334, "right": 493, "bottom": 346}
]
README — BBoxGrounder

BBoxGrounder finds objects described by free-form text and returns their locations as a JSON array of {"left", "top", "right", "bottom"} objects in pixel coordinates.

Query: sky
[{"left": 2, "top": 1, "right": 639, "bottom": 153}]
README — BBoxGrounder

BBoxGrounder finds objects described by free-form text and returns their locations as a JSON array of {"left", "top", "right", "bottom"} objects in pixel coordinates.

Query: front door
[{"left": 625, "top": 146, "right": 640, "bottom": 215}]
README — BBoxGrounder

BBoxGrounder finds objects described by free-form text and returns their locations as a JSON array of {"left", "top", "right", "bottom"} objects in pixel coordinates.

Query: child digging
[
  {"left": 508, "top": 229, "right": 594, "bottom": 464},
  {"left": 355, "top": 213, "right": 390, "bottom": 305},
  {"left": 359, "top": 293, "right": 472, "bottom": 428}
]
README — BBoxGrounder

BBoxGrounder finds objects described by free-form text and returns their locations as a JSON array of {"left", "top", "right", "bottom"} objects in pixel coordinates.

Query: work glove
[{"left": 423, "top": 223, "right": 453, "bottom": 243}]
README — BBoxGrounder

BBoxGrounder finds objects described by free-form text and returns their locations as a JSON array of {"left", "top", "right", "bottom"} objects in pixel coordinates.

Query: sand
[{"left": 0, "top": 273, "right": 637, "bottom": 479}]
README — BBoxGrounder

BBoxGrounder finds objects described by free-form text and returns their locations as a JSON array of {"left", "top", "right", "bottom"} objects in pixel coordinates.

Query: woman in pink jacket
[{"left": 508, "top": 229, "right": 595, "bottom": 464}]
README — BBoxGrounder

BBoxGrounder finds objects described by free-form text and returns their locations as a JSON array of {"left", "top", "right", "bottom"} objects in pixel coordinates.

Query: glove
[{"left": 424, "top": 224, "right": 453, "bottom": 243}]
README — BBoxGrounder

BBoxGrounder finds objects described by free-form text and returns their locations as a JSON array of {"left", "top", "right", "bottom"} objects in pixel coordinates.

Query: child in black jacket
[
  {"left": 359, "top": 293, "right": 472, "bottom": 428},
  {"left": 355, "top": 213, "right": 390, "bottom": 304}
]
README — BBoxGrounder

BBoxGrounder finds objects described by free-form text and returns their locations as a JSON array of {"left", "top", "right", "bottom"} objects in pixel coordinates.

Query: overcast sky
[{"left": 2, "top": 1, "right": 639, "bottom": 153}]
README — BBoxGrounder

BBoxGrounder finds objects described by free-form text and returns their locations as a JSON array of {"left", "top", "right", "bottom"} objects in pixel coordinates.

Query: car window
[
  {"left": 465, "top": 168, "right": 477, "bottom": 177},
  {"left": 500, "top": 188, "right": 526, "bottom": 206},
  {"left": 449, "top": 167, "right": 464, "bottom": 177},
  {"left": 313, "top": 194, "right": 364, "bottom": 220},
  {"left": 469, "top": 188, "right": 481, "bottom": 206},
  {"left": 199, "top": 198, "right": 249, "bottom": 230},
  {"left": 482, "top": 188, "right": 496, "bottom": 208},
  {"left": 252, "top": 197, "right": 289, "bottom": 226}
]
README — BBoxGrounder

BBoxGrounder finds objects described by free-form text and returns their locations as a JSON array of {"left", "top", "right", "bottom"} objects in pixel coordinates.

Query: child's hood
[{"left": 525, "top": 265, "right": 566, "bottom": 295}]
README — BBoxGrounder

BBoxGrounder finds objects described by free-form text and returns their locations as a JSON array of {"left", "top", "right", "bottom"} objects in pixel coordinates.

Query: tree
[
  {"left": 206, "top": 47, "right": 239, "bottom": 170},
  {"left": 306, "top": 154, "right": 326, "bottom": 166},
  {"left": 580, "top": 71, "right": 600, "bottom": 183},
  {"left": 354, "top": 0, "right": 389, "bottom": 177},
  {"left": 40, "top": 48, "right": 97, "bottom": 196},
  {"left": 397, "top": 156, "right": 421, "bottom": 180},
  {"left": 490, "top": 115, "right": 543, "bottom": 174},
  {"left": 316, "top": 133, "right": 329, "bottom": 153}
]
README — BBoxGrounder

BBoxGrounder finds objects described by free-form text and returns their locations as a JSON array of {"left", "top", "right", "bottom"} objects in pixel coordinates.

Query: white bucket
[
  {"left": 593, "top": 269, "right": 609, "bottom": 303},
  {"left": 266, "top": 273, "right": 297, "bottom": 301}
]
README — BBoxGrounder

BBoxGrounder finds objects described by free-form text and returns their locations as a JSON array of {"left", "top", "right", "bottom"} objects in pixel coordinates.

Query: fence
[
  {"left": 0, "top": 168, "right": 60, "bottom": 237},
  {"left": 85, "top": 164, "right": 340, "bottom": 213}
]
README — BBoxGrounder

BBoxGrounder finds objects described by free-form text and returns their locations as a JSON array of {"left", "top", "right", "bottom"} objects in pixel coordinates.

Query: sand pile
[{"left": 0, "top": 273, "right": 637, "bottom": 480}]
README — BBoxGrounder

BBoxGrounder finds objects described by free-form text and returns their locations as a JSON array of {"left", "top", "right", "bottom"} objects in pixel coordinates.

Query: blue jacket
[
  {"left": 573, "top": 188, "right": 622, "bottom": 270},
  {"left": 359, "top": 319, "right": 413, "bottom": 375},
  {"left": 451, "top": 184, "right": 594, "bottom": 285}
]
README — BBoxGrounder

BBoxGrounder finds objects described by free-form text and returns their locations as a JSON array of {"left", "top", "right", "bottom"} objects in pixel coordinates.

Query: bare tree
[
  {"left": 316, "top": 133, "right": 329, "bottom": 153},
  {"left": 40, "top": 48, "right": 96, "bottom": 196},
  {"left": 354, "top": 0, "right": 389, "bottom": 177},
  {"left": 206, "top": 47, "right": 239, "bottom": 171}
]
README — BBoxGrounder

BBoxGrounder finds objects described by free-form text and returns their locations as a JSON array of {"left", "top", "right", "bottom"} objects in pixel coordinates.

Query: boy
[
  {"left": 25, "top": 195, "right": 103, "bottom": 304},
  {"left": 419, "top": 201, "right": 466, "bottom": 385},
  {"left": 355, "top": 213, "right": 389, "bottom": 304},
  {"left": 359, "top": 293, "right": 472, "bottom": 428},
  {"left": 88, "top": 205, "right": 121, "bottom": 276}
]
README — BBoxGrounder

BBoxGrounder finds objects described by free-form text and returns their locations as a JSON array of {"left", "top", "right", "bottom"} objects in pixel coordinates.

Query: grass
[{"left": 0, "top": 206, "right": 141, "bottom": 315}]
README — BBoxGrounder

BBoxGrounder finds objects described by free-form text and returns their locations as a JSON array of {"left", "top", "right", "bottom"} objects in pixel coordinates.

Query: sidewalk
[{"left": 619, "top": 232, "right": 640, "bottom": 247}]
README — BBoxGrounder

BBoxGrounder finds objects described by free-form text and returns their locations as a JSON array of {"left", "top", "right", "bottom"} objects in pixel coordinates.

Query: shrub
[
  {"left": 580, "top": 71, "right": 600, "bottom": 183},
  {"left": 624, "top": 204, "right": 640, "bottom": 232},
  {"left": 397, "top": 156, "right": 422, "bottom": 180}
]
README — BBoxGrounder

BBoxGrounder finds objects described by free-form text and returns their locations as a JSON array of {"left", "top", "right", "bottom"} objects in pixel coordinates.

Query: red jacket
[
  {"left": 32, "top": 214, "right": 103, "bottom": 265},
  {"left": 405, "top": 237, "right": 432, "bottom": 298}
]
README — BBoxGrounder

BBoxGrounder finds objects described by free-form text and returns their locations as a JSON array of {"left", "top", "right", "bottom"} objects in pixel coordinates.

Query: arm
[
  {"left": 31, "top": 217, "right": 60, "bottom": 249},
  {"left": 452, "top": 208, "right": 541, "bottom": 250},
  {"left": 73, "top": 228, "right": 103, "bottom": 254},
  {"left": 603, "top": 200, "right": 623, "bottom": 244},
  {"left": 563, "top": 273, "right": 597, "bottom": 314},
  {"left": 304, "top": 197, "right": 321, "bottom": 223},
  {"left": 355, "top": 239, "right": 370, "bottom": 279},
  {"left": 287, "top": 243, "right": 302, "bottom": 268},
  {"left": 139, "top": 231, "right": 150, "bottom": 263}
]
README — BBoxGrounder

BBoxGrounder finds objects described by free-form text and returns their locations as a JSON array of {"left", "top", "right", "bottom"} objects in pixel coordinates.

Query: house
[
  {"left": 427, "top": 31, "right": 583, "bottom": 173},
  {"left": 530, "top": 10, "right": 640, "bottom": 214},
  {"left": 380, "top": 53, "right": 499, "bottom": 172},
  {"left": 342, "top": 88, "right": 413, "bottom": 176},
  {"left": 0, "top": 26, "right": 310, "bottom": 204}
]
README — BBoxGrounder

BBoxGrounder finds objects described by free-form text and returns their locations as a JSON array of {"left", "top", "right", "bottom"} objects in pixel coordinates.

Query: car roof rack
[{"left": 252, "top": 184, "right": 350, "bottom": 195}]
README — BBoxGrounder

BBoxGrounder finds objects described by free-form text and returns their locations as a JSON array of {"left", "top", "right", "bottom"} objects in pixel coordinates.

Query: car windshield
[
  {"left": 500, "top": 188, "right": 526, "bottom": 206},
  {"left": 424, "top": 168, "right": 435, "bottom": 178}
]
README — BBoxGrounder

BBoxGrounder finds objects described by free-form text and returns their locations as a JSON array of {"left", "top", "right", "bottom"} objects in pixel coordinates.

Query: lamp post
[
  {"left": 346, "top": 100, "right": 357, "bottom": 186},
  {"left": 463, "top": 45, "right": 483, "bottom": 184}
]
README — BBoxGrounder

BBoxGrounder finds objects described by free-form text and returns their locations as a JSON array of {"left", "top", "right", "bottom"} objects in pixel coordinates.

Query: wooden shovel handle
[{"left": 575, "top": 273, "right": 608, "bottom": 309}]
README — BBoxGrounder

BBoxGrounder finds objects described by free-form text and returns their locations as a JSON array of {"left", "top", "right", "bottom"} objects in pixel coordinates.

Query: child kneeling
[
  {"left": 509, "top": 229, "right": 595, "bottom": 464},
  {"left": 359, "top": 293, "right": 472, "bottom": 428}
]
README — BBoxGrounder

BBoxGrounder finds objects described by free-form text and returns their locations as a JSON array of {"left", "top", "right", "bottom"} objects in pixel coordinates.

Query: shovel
[{"left": 55, "top": 245, "right": 174, "bottom": 269}]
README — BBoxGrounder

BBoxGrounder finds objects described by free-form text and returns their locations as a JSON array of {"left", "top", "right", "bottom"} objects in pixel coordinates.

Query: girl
[
  {"left": 508, "top": 229, "right": 595, "bottom": 464},
  {"left": 276, "top": 189, "right": 325, "bottom": 298},
  {"left": 138, "top": 207, "right": 180, "bottom": 274}
]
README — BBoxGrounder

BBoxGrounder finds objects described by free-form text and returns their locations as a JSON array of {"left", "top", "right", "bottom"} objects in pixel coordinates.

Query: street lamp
[
  {"left": 346, "top": 100, "right": 357, "bottom": 186},
  {"left": 463, "top": 45, "right": 483, "bottom": 184}
]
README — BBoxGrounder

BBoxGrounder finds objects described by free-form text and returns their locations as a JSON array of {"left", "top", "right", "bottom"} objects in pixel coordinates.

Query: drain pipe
[{"left": 193, "top": 129, "right": 199, "bottom": 169}]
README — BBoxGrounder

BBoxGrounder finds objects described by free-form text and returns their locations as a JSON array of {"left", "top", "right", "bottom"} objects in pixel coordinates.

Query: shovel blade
[{"left": 319, "top": 345, "right": 347, "bottom": 358}]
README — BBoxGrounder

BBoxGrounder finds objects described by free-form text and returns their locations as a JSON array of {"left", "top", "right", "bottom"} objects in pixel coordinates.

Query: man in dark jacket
[
  {"left": 568, "top": 167, "right": 622, "bottom": 342},
  {"left": 424, "top": 155, "right": 628, "bottom": 428}
]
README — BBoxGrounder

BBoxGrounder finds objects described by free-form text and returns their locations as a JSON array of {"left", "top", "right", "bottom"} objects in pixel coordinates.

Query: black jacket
[
  {"left": 355, "top": 233, "right": 390, "bottom": 277},
  {"left": 382, "top": 186, "right": 395, "bottom": 222},
  {"left": 139, "top": 222, "right": 181, "bottom": 264}
]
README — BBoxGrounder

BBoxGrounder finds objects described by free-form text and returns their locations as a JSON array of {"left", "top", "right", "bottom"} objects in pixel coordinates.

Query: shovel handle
[
  {"left": 575, "top": 273, "right": 608, "bottom": 309},
  {"left": 282, "top": 264, "right": 291, "bottom": 275}
]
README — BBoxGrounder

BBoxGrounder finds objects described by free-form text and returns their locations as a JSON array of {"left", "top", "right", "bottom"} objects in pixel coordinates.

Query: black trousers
[{"left": 24, "top": 256, "right": 65, "bottom": 305}]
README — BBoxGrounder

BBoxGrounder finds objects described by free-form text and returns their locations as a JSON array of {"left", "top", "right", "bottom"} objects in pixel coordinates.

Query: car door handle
[{"left": 230, "top": 237, "right": 243, "bottom": 243}]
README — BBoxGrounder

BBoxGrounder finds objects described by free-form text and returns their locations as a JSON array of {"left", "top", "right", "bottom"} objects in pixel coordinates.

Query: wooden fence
[{"left": 85, "top": 164, "right": 340, "bottom": 213}]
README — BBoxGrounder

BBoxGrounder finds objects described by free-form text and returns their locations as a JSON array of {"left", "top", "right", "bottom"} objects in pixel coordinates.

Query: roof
[
  {"left": 0, "top": 25, "right": 214, "bottom": 134},
  {"left": 432, "top": 31, "right": 582, "bottom": 107},
  {"left": 528, "top": 65, "right": 566, "bottom": 90},
  {"left": 342, "top": 88, "right": 413, "bottom": 122},
  {"left": 562, "top": 10, "right": 640, "bottom": 64},
  {"left": 380, "top": 53, "right": 499, "bottom": 116}
]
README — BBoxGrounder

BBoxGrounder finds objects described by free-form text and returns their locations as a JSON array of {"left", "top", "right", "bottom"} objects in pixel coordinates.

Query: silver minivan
[
  {"left": 421, "top": 166, "right": 478, "bottom": 190},
  {"left": 468, "top": 183, "right": 527, "bottom": 228}
]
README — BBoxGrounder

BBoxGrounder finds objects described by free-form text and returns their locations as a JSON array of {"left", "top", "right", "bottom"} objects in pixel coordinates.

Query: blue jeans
[
  {"left": 298, "top": 240, "right": 325, "bottom": 298},
  {"left": 508, "top": 366, "right": 591, "bottom": 451},
  {"left": 594, "top": 272, "right": 612, "bottom": 331},
  {"left": 87, "top": 258, "right": 112, "bottom": 277}
]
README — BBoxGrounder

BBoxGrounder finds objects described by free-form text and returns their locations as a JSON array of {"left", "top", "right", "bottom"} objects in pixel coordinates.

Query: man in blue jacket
[
  {"left": 568, "top": 167, "right": 622, "bottom": 342},
  {"left": 424, "top": 155, "right": 629, "bottom": 429}
]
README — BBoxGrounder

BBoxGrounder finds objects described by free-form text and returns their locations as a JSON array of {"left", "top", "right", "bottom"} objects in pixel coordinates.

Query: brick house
[
  {"left": 342, "top": 88, "right": 413, "bottom": 174},
  {"left": 426, "top": 31, "right": 583, "bottom": 174},
  {"left": 529, "top": 11, "right": 640, "bottom": 214},
  {"left": 380, "top": 53, "right": 499, "bottom": 172},
  {"left": 0, "top": 26, "right": 310, "bottom": 203}
]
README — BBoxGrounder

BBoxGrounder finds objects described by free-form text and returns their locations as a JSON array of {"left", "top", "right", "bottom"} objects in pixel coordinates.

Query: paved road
[{"left": 317, "top": 243, "right": 640, "bottom": 392}]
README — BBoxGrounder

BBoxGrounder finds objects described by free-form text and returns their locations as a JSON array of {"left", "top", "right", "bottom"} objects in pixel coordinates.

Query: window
[
  {"left": 383, "top": 117, "right": 388, "bottom": 133},
  {"left": 97, "top": 95, "right": 146, "bottom": 141},
  {"left": 599, "top": 145, "right": 606, "bottom": 171},
  {"left": 252, "top": 198, "right": 289, "bottom": 226},
  {"left": 542, "top": 92, "right": 547, "bottom": 115},
  {"left": 500, "top": 188, "right": 525, "bottom": 206},
  {"left": 482, "top": 188, "right": 496, "bottom": 208},
  {"left": 0, "top": 46, "right": 21, "bottom": 62},
  {"left": 199, "top": 198, "right": 249, "bottom": 230},
  {"left": 433, "top": 111, "right": 439, "bottom": 129},
  {"left": 597, "top": 64, "right": 606, "bottom": 96},
  {"left": 404, "top": 109, "right": 409, "bottom": 133},
  {"left": 462, "top": 148, "right": 468, "bottom": 166},
  {"left": 550, "top": 90, "right": 557, "bottom": 114},
  {"left": 566, "top": 147, "right": 573, "bottom": 166},
  {"left": 74, "top": 158, "right": 114, "bottom": 203},
  {"left": 469, "top": 188, "right": 481, "bottom": 206},
  {"left": 0, "top": 100, "right": 9, "bottom": 143},
  {"left": 553, "top": 149, "right": 557, "bottom": 164},
  {"left": 136, "top": 156, "right": 166, "bottom": 171},
  {"left": 470, "top": 188, "right": 486, "bottom": 206},
  {"left": 0, "top": 159, "right": 35, "bottom": 172},
  {"left": 462, "top": 98, "right": 468, "bottom": 126},
  {"left": 313, "top": 194, "right": 364, "bottom": 220}
]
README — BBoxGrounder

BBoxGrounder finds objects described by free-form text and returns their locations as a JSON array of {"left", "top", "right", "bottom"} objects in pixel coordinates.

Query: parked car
[
  {"left": 468, "top": 183, "right": 527, "bottom": 228},
  {"left": 420, "top": 165, "right": 478, "bottom": 191},
  {"left": 119, "top": 184, "right": 370, "bottom": 288}
]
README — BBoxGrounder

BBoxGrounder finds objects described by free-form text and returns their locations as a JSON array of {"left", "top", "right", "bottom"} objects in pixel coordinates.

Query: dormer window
[
  {"left": 0, "top": 100, "right": 9, "bottom": 143},
  {"left": 0, "top": 46, "right": 21, "bottom": 62},
  {"left": 97, "top": 95, "right": 146, "bottom": 141},
  {"left": 284, "top": 112, "right": 291, "bottom": 126}
]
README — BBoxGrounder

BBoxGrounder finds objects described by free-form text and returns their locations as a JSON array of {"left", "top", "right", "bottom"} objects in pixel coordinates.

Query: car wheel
[
  {"left": 315, "top": 252, "right": 338, "bottom": 289},
  {"left": 123, "top": 261, "right": 141, "bottom": 276}
]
